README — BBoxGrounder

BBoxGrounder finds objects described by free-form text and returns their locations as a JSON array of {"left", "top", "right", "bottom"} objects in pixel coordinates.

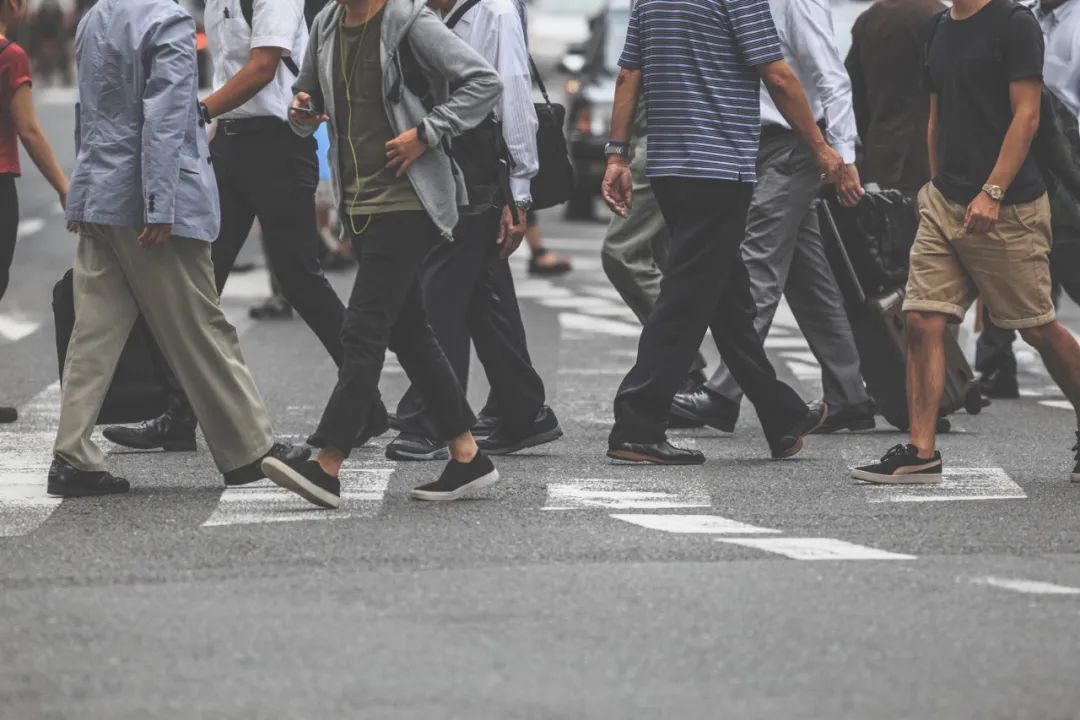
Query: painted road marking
[
  {"left": 973, "top": 577, "right": 1080, "bottom": 596},
  {"left": 0, "top": 383, "right": 62, "bottom": 537},
  {"left": 0, "top": 313, "right": 41, "bottom": 342},
  {"left": 17, "top": 217, "right": 45, "bottom": 238},
  {"left": 611, "top": 514, "right": 781, "bottom": 535},
  {"left": 202, "top": 468, "right": 393, "bottom": 527},
  {"left": 1040, "top": 400, "right": 1072, "bottom": 411},
  {"left": 559, "top": 312, "right": 641, "bottom": 338},
  {"left": 763, "top": 337, "right": 811, "bottom": 350},
  {"left": 545, "top": 478, "right": 710, "bottom": 511},
  {"left": 716, "top": 537, "right": 915, "bottom": 561},
  {"left": 863, "top": 467, "right": 1026, "bottom": 503}
]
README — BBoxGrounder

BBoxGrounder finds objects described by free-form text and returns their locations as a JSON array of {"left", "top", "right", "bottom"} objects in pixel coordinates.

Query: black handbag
[{"left": 528, "top": 56, "right": 575, "bottom": 211}]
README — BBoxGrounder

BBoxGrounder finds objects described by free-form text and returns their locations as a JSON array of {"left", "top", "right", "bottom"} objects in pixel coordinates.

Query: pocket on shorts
[{"left": 1010, "top": 195, "right": 1052, "bottom": 251}]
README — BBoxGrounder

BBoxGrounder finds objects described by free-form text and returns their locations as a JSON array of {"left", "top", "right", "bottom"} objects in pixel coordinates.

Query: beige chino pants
[{"left": 53, "top": 223, "right": 274, "bottom": 474}]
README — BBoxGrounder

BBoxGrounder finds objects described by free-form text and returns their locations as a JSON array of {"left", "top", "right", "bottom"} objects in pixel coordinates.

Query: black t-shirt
[{"left": 925, "top": 0, "right": 1046, "bottom": 205}]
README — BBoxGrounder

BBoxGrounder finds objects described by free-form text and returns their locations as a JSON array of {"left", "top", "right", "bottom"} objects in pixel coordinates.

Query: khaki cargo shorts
[{"left": 903, "top": 182, "right": 1055, "bottom": 330}]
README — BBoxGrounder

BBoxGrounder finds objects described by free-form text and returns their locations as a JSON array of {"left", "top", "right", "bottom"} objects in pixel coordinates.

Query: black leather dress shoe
[
  {"left": 607, "top": 440, "right": 705, "bottom": 465},
  {"left": 477, "top": 406, "right": 564, "bottom": 455},
  {"left": 385, "top": 432, "right": 450, "bottom": 461},
  {"left": 976, "top": 370, "right": 1020, "bottom": 399},
  {"left": 47, "top": 457, "right": 130, "bottom": 498},
  {"left": 472, "top": 413, "right": 500, "bottom": 436},
  {"left": 670, "top": 388, "right": 739, "bottom": 433},
  {"left": 224, "top": 442, "right": 312, "bottom": 487},
  {"left": 387, "top": 412, "right": 402, "bottom": 432},
  {"left": 812, "top": 401, "right": 876, "bottom": 434},
  {"left": 770, "top": 402, "right": 828, "bottom": 459},
  {"left": 103, "top": 410, "right": 197, "bottom": 452}
]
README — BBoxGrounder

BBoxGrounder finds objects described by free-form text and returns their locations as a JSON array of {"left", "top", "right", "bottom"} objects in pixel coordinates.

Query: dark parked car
[{"left": 561, "top": 0, "right": 629, "bottom": 220}]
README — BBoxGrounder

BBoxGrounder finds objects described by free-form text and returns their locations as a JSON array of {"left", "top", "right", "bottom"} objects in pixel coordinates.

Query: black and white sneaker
[
  {"left": 1071, "top": 432, "right": 1080, "bottom": 483},
  {"left": 851, "top": 444, "right": 943, "bottom": 485},
  {"left": 261, "top": 458, "right": 341, "bottom": 509},
  {"left": 410, "top": 453, "right": 500, "bottom": 502}
]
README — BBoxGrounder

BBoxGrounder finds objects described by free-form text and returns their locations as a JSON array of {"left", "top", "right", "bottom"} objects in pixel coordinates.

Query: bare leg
[
  {"left": 906, "top": 311, "right": 949, "bottom": 457},
  {"left": 447, "top": 432, "right": 479, "bottom": 463},
  {"left": 1020, "top": 321, "right": 1080, "bottom": 425}
]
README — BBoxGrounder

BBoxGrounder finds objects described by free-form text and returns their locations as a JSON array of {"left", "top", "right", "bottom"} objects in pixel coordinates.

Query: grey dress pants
[{"left": 705, "top": 130, "right": 870, "bottom": 412}]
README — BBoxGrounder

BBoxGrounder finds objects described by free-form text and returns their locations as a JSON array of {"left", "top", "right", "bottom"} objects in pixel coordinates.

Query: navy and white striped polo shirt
[{"left": 619, "top": 0, "right": 784, "bottom": 182}]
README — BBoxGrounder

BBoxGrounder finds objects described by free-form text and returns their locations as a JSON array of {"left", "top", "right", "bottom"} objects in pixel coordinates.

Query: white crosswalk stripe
[
  {"left": 862, "top": 467, "right": 1027, "bottom": 503},
  {"left": 716, "top": 537, "right": 915, "bottom": 561},
  {"left": 0, "top": 383, "right": 62, "bottom": 537},
  {"left": 544, "top": 478, "right": 710, "bottom": 511},
  {"left": 611, "top": 514, "right": 781, "bottom": 535}
]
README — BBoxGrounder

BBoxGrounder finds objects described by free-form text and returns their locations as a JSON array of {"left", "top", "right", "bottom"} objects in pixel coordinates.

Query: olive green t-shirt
[{"left": 333, "top": 9, "right": 421, "bottom": 216}]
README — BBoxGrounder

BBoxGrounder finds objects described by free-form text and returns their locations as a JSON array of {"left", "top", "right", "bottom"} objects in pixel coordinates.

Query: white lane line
[
  {"left": 780, "top": 351, "right": 819, "bottom": 364},
  {"left": 513, "top": 278, "right": 573, "bottom": 301},
  {"left": 785, "top": 360, "right": 821, "bottom": 380},
  {"left": 0, "top": 313, "right": 41, "bottom": 342},
  {"left": 580, "top": 285, "right": 627, "bottom": 301},
  {"left": 611, "top": 513, "right": 781, "bottom": 535},
  {"left": 17, "top": 218, "right": 45, "bottom": 238},
  {"left": 35, "top": 87, "right": 78, "bottom": 105},
  {"left": 202, "top": 467, "right": 393, "bottom": 527},
  {"left": 763, "top": 337, "right": 811, "bottom": 349},
  {"left": 1040, "top": 400, "right": 1072, "bottom": 411},
  {"left": 544, "top": 478, "right": 710, "bottom": 511},
  {"left": 220, "top": 267, "right": 274, "bottom": 301},
  {"left": 862, "top": 467, "right": 1026, "bottom": 503},
  {"left": 559, "top": 312, "right": 641, "bottom": 338},
  {"left": 973, "top": 577, "right": 1080, "bottom": 596},
  {"left": 716, "top": 537, "right": 915, "bottom": 561},
  {"left": 0, "top": 383, "right": 62, "bottom": 537}
]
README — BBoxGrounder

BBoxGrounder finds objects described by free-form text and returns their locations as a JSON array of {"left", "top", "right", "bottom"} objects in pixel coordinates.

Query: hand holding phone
[{"left": 290, "top": 92, "right": 328, "bottom": 126}]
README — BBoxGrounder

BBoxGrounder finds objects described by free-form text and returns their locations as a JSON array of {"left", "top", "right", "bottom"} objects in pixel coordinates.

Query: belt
[
  {"left": 219, "top": 116, "right": 287, "bottom": 136},
  {"left": 760, "top": 120, "right": 828, "bottom": 143}
]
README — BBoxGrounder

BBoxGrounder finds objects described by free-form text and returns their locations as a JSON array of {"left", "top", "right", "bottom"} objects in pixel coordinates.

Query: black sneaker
[
  {"left": 1071, "top": 432, "right": 1080, "bottom": 484},
  {"left": 410, "top": 453, "right": 500, "bottom": 502},
  {"left": 0, "top": 406, "right": 15, "bottom": 423},
  {"left": 47, "top": 457, "right": 130, "bottom": 498},
  {"left": 477, "top": 406, "right": 563, "bottom": 455},
  {"left": 851, "top": 444, "right": 943, "bottom": 485},
  {"left": 769, "top": 402, "right": 828, "bottom": 459},
  {"left": 262, "top": 458, "right": 341, "bottom": 509},
  {"left": 472, "top": 413, "right": 500, "bottom": 437},
  {"left": 224, "top": 442, "right": 312, "bottom": 487},
  {"left": 248, "top": 295, "right": 293, "bottom": 320},
  {"left": 385, "top": 432, "right": 449, "bottom": 461}
]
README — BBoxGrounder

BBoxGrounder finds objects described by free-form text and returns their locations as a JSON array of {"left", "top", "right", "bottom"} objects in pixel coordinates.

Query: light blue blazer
[{"left": 66, "top": 0, "right": 220, "bottom": 242}]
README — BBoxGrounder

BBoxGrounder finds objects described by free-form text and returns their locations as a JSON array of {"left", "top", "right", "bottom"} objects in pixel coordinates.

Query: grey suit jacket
[{"left": 66, "top": 0, "right": 220, "bottom": 242}]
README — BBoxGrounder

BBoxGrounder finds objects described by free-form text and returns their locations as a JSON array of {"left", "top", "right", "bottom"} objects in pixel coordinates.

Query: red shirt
[{"left": 0, "top": 41, "right": 30, "bottom": 176}]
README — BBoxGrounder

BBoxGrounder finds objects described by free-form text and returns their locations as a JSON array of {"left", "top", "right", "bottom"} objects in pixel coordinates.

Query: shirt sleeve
[
  {"left": 1, "top": 45, "right": 31, "bottom": 108},
  {"left": 1006, "top": 9, "right": 1045, "bottom": 82},
  {"left": 728, "top": 0, "right": 785, "bottom": 67},
  {"left": 251, "top": 0, "right": 303, "bottom": 55},
  {"left": 617, "top": 1, "right": 641, "bottom": 70},
  {"left": 492, "top": 7, "right": 539, "bottom": 201}
]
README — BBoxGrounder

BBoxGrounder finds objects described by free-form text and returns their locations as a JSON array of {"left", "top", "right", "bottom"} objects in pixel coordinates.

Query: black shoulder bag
[{"left": 528, "top": 56, "right": 575, "bottom": 210}]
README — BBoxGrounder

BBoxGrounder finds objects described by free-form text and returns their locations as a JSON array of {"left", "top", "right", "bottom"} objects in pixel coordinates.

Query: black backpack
[{"left": 239, "top": 0, "right": 330, "bottom": 75}]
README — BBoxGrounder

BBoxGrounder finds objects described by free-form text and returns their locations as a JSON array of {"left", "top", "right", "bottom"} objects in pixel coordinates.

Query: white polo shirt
[{"left": 205, "top": 0, "right": 308, "bottom": 121}]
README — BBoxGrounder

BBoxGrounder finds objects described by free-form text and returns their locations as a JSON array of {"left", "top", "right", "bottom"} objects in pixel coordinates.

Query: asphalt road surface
[{"left": 5, "top": 90, "right": 1080, "bottom": 720}]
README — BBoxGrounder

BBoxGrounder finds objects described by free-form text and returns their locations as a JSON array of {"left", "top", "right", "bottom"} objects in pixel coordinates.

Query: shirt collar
[{"left": 1039, "top": 0, "right": 1078, "bottom": 25}]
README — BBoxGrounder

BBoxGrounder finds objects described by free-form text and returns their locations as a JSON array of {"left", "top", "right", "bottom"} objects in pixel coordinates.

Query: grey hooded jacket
[
  {"left": 66, "top": 0, "right": 220, "bottom": 242},
  {"left": 289, "top": 0, "right": 502, "bottom": 239}
]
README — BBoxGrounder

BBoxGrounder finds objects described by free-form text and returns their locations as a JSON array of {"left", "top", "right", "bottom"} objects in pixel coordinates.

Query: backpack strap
[
  {"left": 239, "top": 0, "right": 301, "bottom": 76},
  {"left": 446, "top": 0, "right": 482, "bottom": 30}
]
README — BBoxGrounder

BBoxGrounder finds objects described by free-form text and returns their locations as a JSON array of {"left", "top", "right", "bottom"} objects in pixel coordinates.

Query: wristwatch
[
  {"left": 198, "top": 102, "right": 212, "bottom": 126},
  {"left": 982, "top": 183, "right": 1005, "bottom": 202},
  {"left": 514, "top": 199, "right": 532, "bottom": 212},
  {"left": 604, "top": 140, "right": 630, "bottom": 159}
]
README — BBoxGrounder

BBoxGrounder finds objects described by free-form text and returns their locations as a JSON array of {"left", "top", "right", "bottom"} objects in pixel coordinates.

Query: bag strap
[
  {"left": 0, "top": 40, "right": 12, "bottom": 58},
  {"left": 529, "top": 55, "right": 553, "bottom": 109},
  {"left": 446, "top": 0, "right": 482, "bottom": 30},
  {"left": 239, "top": 0, "right": 301, "bottom": 76}
]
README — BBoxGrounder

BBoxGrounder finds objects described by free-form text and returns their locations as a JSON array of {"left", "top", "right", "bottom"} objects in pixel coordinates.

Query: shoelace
[{"left": 880, "top": 444, "right": 912, "bottom": 463}]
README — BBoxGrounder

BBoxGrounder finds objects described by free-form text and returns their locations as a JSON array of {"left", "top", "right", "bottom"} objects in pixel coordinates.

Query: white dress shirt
[
  {"left": 205, "top": 0, "right": 308, "bottom": 121},
  {"left": 1038, "top": 0, "right": 1080, "bottom": 125},
  {"left": 445, "top": 0, "right": 540, "bottom": 203},
  {"left": 759, "top": 0, "right": 858, "bottom": 164}
]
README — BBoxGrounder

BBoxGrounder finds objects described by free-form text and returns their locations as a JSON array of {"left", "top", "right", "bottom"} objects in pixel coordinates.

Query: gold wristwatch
[{"left": 981, "top": 183, "right": 1004, "bottom": 202}]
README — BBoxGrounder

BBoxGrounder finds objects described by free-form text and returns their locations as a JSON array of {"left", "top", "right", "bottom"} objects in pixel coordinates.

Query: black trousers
[
  {"left": 394, "top": 209, "right": 545, "bottom": 438},
  {"left": 0, "top": 174, "right": 17, "bottom": 302},
  {"left": 611, "top": 177, "right": 805, "bottom": 445},
  {"left": 313, "top": 211, "right": 475, "bottom": 457},
  {"left": 976, "top": 241, "right": 1080, "bottom": 377}
]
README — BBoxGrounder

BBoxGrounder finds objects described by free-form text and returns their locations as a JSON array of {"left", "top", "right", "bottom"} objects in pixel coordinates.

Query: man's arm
[
  {"left": 965, "top": 78, "right": 1042, "bottom": 233},
  {"left": 927, "top": 93, "right": 939, "bottom": 179},
  {"left": 758, "top": 59, "right": 844, "bottom": 183},
  {"left": 493, "top": 6, "right": 539, "bottom": 203},
  {"left": 140, "top": 9, "right": 198, "bottom": 239},
  {"left": 600, "top": 67, "right": 640, "bottom": 218},
  {"left": 202, "top": 47, "right": 281, "bottom": 118},
  {"left": 288, "top": 14, "right": 327, "bottom": 137},
  {"left": 845, "top": 23, "right": 869, "bottom": 141}
]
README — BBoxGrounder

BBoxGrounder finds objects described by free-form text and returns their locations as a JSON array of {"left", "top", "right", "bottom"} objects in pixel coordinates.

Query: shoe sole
[
  {"left": 479, "top": 427, "right": 564, "bottom": 456},
  {"left": 409, "top": 467, "right": 501, "bottom": 502},
  {"left": 46, "top": 486, "right": 129, "bottom": 498},
  {"left": 850, "top": 468, "right": 943, "bottom": 485},
  {"left": 102, "top": 430, "right": 196, "bottom": 452},
  {"left": 385, "top": 445, "right": 450, "bottom": 462},
  {"left": 1071, "top": 473, "right": 1080, "bottom": 484},
  {"left": 668, "top": 406, "right": 735, "bottom": 433},
  {"left": 261, "top": 457, "right": 341, "bottom": 509},
  {"left": 773, "top": 406, "right": 830, "bottom": 459},
  {"left": 606, "top": 449, "right": 705, "bottom": 466}
]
